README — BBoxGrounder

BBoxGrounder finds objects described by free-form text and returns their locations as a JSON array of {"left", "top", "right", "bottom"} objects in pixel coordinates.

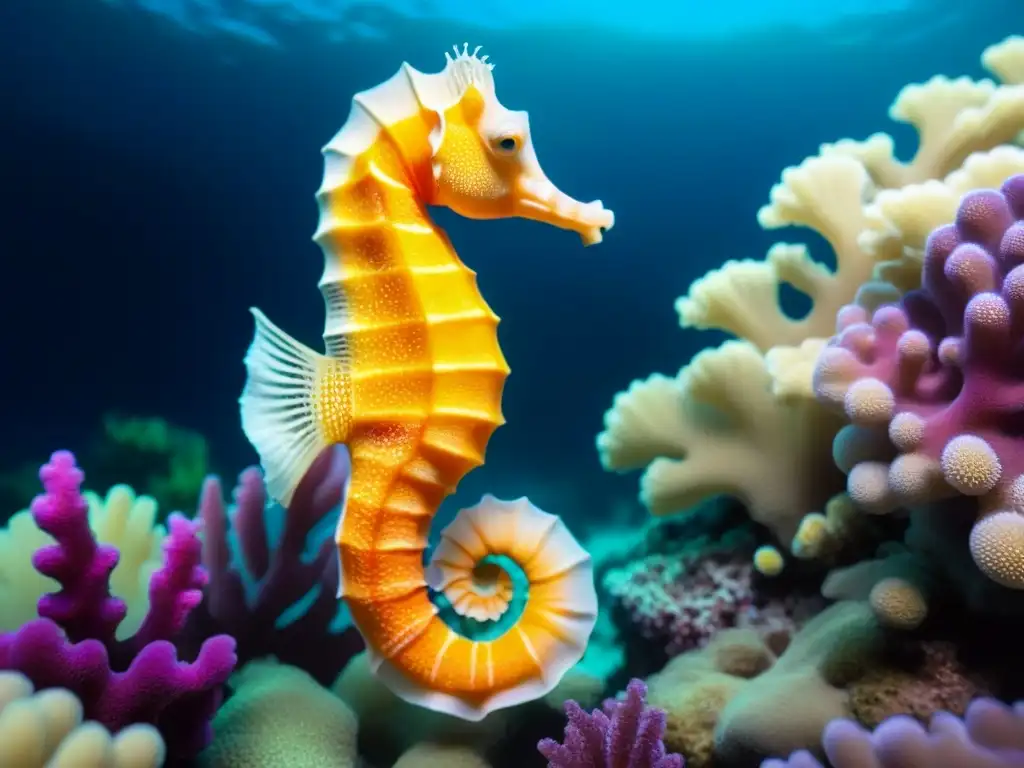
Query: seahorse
[{"left": 239, "top": 43, "right": 614, "bottom": 720}]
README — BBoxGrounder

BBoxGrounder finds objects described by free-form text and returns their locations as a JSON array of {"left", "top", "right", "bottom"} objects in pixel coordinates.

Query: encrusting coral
[
  {"left": 598, "top": 36, "right": 1024, "bottom": 577},
  {"left": 0, "top": 671, "right": 166, "bottom": 768},
  {"left": 197, "top": 659, "right": 358, "bottom": 768},
  {"left": 0, "top": 451, "right": 236, "bottom": 761}
]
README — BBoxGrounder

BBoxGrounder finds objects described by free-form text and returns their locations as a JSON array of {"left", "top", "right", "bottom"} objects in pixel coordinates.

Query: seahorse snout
[{"left": 516, "top": 176, "right": 615, "bottom": 245}]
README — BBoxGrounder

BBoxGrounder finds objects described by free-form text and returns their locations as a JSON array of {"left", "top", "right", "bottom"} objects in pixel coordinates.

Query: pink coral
[
  {"left": 0, "top": 451, "right": 236, "bottom": 759},
  {"left": 814, "top": 174, "right": 1024, "bottom": 588}
]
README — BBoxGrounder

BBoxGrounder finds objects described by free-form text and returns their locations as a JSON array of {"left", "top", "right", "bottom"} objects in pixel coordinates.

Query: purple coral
[
  {"left": 762, "top": 696, "right": 1024, "bottom": 767},
  {"left": 539, "top": 678, "right": 684, "bottom": 768},
  {"left": 180, "top": 445, "right": 362, "bottom": 686},
  {"left": 814, "top": 174, "right": 1024, "bottom": 588},
  {"left": 0, "top": 451, "right": 236, "bottom": 759}
]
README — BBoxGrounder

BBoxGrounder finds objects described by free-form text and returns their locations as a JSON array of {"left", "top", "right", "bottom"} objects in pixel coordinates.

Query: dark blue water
[{"left": 0, "top": 0, "right": 1017, "bottom": 530}]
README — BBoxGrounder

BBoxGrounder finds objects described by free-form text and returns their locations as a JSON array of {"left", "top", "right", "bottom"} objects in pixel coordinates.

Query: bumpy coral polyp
[{"left": 814, "top": 175, "right": 1024, "bottom": 589}]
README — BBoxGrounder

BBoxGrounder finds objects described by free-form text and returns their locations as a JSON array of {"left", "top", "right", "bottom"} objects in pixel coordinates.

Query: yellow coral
[
  {"left": 0, "top": 672, "right": 165, "bottom": 768},
  {"left": 0, "top": 485, "right": 165, "bottom": 637},
  {"left": 753, "top": 545, "right": 784, "bottom": 577},
  {"left": 825, "top": 37, "right": 1024, "bottom": 188},
  {"left": 597, "top": 341, "right": 844, "bottom": 543},
  {"left": 868, "top": 577, "right": 927, "bottom": 630},
  {"left": 790, "top": 493, "right": 863, "bottom": 561}
]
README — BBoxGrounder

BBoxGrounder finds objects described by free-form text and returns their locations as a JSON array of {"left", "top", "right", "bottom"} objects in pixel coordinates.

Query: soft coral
[{"left": 539, "top": 678, "right": 684, "bottom": 767}]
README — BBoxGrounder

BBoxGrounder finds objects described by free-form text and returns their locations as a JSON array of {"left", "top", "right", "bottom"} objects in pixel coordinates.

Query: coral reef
[
  {"left": 181, "top": 445, "right": 362, "bottom": 687},
  {"left": 538, "top": 678, "right": 684, "bottom": 767},
  {"left": 0, "top": 451, "right": 236, "bottom": 760},
  {"left": 763, "top": 697, "right": 1024, "bottom": 768},
  {"left": 598, "top": 35, "right": 1024, "bottom": 579}
]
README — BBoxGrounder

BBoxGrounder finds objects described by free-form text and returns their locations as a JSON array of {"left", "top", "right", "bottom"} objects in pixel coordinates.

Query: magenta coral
[
  {"left": 813, "top": 174, "right": 1024, "bottom": 588},
  {"left": 180, "top": 445, "right": 362, "bottom": 686},
  {"left": 0, "top": 450, "right": 236, "bottom": 760},
  {"left": 762, "top": 696, "right": 1024, "bottom": 767},
  {"left": 539, "top": 678, "right": 684, "bottom": 768}
]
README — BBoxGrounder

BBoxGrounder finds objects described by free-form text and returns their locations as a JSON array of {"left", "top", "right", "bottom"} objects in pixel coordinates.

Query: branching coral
[
  {"left": 598, "top": 341, "right": 844, "bottom": 545},
  {"left": 814, "top": 175, "right": 1024, "bottom": 589},
  {"left": 678, "top": 36, "right": 1024, "bottom": 355},
  {"left": 181, "top": 445, "right": 362, "bottom": 686},
  {"left": 600, "top": 37, "right": 1024, "bottom": 570},
  {"left": 0, "top": 451, "right": 236, "bottom": 760},
  {"left": 1, "top": 484, "right": 166, "bottom": 637},
  {"left": 762, "top": 696, "right": 1024, "bottom": 768},
  {"left": 538, "top": 678, "right": 684, "bottom": 768}
]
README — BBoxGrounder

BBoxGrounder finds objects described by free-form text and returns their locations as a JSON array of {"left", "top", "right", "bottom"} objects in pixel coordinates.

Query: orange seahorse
[{"left": 239, "top": 43, "right": 614, "bottom": 720}]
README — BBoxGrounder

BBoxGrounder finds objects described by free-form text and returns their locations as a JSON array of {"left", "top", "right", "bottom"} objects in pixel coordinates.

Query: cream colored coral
[
  {"left": 825, "top": 37, "right": 1024, "bottom": 188},
  {"left": 969, "top": 511, "right": 1024, "bottom": 590},
  {"left": 678, "top": 157, "right": 876, "bottom": 353},
  {"left": 597, "top": 340, "right": 843, "bottom": 543},
  {"left": 764, "top": 338, "right": 827, "bottom": 401},
  {"left": 0, "top": 511, "right": 54, "bottom": 631},
  {"left": 0, "top": 486, "right": 165, "bottom": 637},
  {"left": 0, "top": 672, "right": 165, "bottom": 768},
  {"left": 869, "top": 577, "right": 927, "bottom": 630},
  {"left": 860, "top": 145, "right": 1024, "bottom": 293},
  {"left": 984, "top": 35, "right": 1024, "bottom": 86}
]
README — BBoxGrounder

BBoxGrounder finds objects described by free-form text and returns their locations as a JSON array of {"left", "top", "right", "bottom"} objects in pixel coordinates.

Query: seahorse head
[{"left": 424, "top": 45, "right": 614, "bottom": 246}]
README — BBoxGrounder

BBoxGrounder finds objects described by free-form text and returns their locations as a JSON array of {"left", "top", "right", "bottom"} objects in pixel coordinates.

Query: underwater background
[
  {"left": 0, "top": 0, "right": 1015, "bottom": 528},
  {"left": 2, "top": 0, "right": 1024, "bottom": 766}
]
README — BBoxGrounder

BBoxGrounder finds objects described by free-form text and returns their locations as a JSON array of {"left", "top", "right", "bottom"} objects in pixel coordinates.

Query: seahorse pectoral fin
[{"left": 239, "top": 308, "right": 351, "bottom": 507}]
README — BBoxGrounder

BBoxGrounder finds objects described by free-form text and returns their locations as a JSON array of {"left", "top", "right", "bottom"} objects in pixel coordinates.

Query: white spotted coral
[
  {"left": 813, "top": 174, "right": 1024, "bottom": 589},
  {"left": 599, "top": 36, "right": 1024, "bottom": 569}
]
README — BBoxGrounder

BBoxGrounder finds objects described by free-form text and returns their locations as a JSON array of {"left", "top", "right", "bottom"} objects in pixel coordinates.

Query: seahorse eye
[{"left": 494, "top": 135, "right": 519, "bottom": 153}]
